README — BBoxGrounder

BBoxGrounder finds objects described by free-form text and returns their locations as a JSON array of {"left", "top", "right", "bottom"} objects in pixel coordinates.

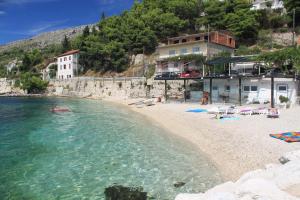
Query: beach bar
[{"left": 155, "top": 56, "right": 300, "bottom": 107}]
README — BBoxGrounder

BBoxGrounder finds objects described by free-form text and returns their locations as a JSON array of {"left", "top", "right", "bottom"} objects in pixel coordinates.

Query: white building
[
  {"left": 200, "top": 57, "right": 299, "bottom": 106},
  {"left": 203, "top": 78, "right": 299, "bottom": 105},
  {"left": 251, "top": 0, "right": 284, "bottom": 10},
  {"left": 41, "top": 62, "right": 56, "bottom": 81},
  {"left": 56, "top": 50, "right": 80, "bottom": 80}
]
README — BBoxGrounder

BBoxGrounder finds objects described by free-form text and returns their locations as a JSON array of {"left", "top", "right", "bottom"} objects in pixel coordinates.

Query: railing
[{"left": 50, "top": 76, "right": 146, "bottom": 82}]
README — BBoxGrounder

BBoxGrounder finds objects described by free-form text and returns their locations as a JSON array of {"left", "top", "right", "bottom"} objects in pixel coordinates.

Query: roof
[
  {"left": 206, "top": 56, "right": 253, "bottom": 65},
  {"left": 167, "top": 31, "right": 234, "bottom": 41},
  {"left": 57, "top": 50, "right": 80, "bottom": 57}
]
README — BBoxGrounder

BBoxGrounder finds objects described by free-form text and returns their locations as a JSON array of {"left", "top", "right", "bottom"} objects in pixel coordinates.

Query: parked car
[
  {"left": 224, "top": 69, "right": 238, "bottom": 77},
  {"left": 155, "top": 72, "right": 179, "bottom": 79},
  {"left": 265, "top": 68, "right": 287, "bottom": 76},
  {"left": 252, "top": 65, "right": 266, "bottom": 76},
  {"left": 179, "top": 70, "right": 201, "bottom": 78}
]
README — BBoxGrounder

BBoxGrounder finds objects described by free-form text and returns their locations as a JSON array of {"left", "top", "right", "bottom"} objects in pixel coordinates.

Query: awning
[{"left": 206, "top": 56, "right": 253, "bottom": 65}]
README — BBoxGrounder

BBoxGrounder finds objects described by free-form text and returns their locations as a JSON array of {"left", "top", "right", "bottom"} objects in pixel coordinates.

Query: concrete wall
[
  {"left": 48, "top": 77, "right": 192, "bottom": 101},
  {"left": 0, "top": 78, "right": 13, "bottom": 94}
]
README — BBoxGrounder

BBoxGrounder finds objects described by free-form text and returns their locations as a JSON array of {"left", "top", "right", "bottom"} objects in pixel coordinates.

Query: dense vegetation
[{"left": 0, "top": 0, "right": 299, "bottom": 78}]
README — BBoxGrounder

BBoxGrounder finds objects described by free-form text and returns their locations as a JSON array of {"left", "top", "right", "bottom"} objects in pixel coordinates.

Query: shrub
[
  {"left": 279, "top": 95, "right": 289, "bottom": 103},
  {"left": 20, "top": 72, "right": 48, "bottom": 94}
]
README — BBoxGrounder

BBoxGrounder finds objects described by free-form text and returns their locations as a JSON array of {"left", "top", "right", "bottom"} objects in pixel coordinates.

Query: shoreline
[
  {"left": 100, "top": 97, "right": 300, "bottom": 182},
  {"left": 2, "top": 95, "right": 299, "bottom": 198},
  {"left": 3, "top": 94, "right": 299, "bottom": 182}
]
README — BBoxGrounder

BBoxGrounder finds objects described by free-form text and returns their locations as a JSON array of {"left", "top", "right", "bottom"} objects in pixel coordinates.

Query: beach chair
[
  {"left": 267, "top": 108, "right": 280, "bottom": 118},
  {"left": 239, "top": 107, "right": 253, "bottom": 116},
  {"left": 252, "top": 107, "right": 268, "bottom": 115},
  {"left": 207, "top": 107, "right": 220, "bottom": 114}
]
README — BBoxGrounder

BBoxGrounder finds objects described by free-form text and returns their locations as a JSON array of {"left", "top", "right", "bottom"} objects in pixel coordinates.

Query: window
[
  {"left": 213, "top": 86, "right": 218, "bottom": 90},
  {"left": 180, "top": 48, "right": 188, "bottom": 55},
  {"left": 60, "top": 65, "right": 62, "bottom": 70},
  {"left": 69, "top": 56, "right": 71, "bottom": 60},
  {"left": 169, "top": 50, "right": 176, "bottom": 56},
  {"left": 278, "top": 85, "right": 287, "bottom": 91},
  {"left": 244, "top": 86, "right": 250, "bottom": 92},
  {"left": 64, "top": 64, "right": 66, "bottom": 69},
  {"left": 229, "top": 38, "right": 232, "bottom": 44},
  {"left": 192, "top": 47, "right": 200, "bottom": 53},
  {"left": 251, "top": 86, "right": 258, "bottom": 92},
  {"left": 244, "top": 86, "right": 258, "bottom": 92},
  {"left": 69, "top": 64, "right": 71, "bottom": 69},
  {"left": 182, "top": 39, "right": 187, "bottom": 43},
  {"left": 174, "top": 63, "right": 178, "bottom": 68},
  {"left": 60, "top": 58, "right": 62, "bottom": 62},
  {"left": 225, "top": 85, "right": 230, "bottom": 92},
  {"left": 173, "top": 40, "right": 179, "bottom": 44},
  {"left": 195, "top": 36, "right": 201, "bottom": 41}
]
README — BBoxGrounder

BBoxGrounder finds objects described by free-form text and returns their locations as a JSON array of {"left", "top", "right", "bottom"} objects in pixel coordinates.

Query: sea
[{"left": 0, "top": 97, "right": 221, "bottom": 199}]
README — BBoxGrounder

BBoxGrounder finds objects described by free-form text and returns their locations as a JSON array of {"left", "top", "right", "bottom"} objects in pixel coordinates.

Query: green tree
[
  {"left": 101, "top": 12, "right": 106, "bottom": 21},
  {"left": 196, "top": 0, "right": 227, "bottom": 30},
  {"left": 142, "top": 8, "right": 187, "bottom": 40},
  {"left": 20, "top": 72, "right": 48, "bottom": 94},
  {"left": 224, "top": 8, "right": 259, "bottom": 44},
  {"left": 283, "top": 0, "right": 300, "bottom": 26},
  {"left": 82, "top": 26, "right": 90, "bottom": 38},
  {"left": 61, "top": 35, "right": 71, "bottom": 53}
]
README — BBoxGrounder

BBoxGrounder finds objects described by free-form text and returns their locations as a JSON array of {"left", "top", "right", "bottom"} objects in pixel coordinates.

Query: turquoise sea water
[{"left": 0, "top": 97, "right": 221, "bottom": 199}]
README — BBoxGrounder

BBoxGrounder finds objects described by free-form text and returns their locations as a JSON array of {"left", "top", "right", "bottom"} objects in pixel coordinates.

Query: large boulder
[{"left": 104, "top": 185, "right": 147, "bottom": 200}]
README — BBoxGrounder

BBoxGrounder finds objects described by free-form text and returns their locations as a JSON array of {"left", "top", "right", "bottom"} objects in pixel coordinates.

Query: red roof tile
[{"left": 58, "top": 50, "right": 80, "bottom": 57}]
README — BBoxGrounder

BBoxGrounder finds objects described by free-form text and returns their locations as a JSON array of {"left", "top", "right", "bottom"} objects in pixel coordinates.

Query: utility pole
[
  {"left": 207, "top": 24, "right": 210, "bottom": 60},
  {"left": 292, "top": 8, "right": 296, "bottom": 47},
  {"left": 142, "top": 46, "right": 145, "bottom": 77}
]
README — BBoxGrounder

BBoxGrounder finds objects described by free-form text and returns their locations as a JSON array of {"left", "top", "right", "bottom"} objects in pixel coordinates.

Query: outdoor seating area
[{"left": 188, "top": 104, "right": 280, "bottom": 120}]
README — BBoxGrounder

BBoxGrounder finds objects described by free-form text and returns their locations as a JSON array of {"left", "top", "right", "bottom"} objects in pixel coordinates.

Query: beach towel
[
  {"left": 270, "top": 132, "right": 300, "bottom": 143},
  {"left": 220, "top": 117, "right": 240, "bottom": 121},
  {"left": 186, "top": 108, "right": 207, "bottom": 113}
]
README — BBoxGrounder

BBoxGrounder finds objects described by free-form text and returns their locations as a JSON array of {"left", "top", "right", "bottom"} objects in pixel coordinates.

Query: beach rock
[
  {"left": 104, "top": 185, "right": 147, "bottom": 200},
  {"left": 279, "top": 150, "right": 300, "bottom": 164},
  {"left": 174, "top": 182, "right": 186, "bottom": 188},
  {"left": 175, "top": 151, "right": 300, "bottom": 200}
]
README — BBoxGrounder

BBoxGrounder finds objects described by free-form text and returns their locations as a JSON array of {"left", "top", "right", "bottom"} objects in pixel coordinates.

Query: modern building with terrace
[{"left": 155, "top": 31, "right": 235, "bottom": 79}]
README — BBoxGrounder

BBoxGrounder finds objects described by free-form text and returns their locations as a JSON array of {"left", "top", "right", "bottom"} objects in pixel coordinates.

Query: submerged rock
[
  {"left": 174, "top": 182, "right": 186, "bottom": 188},
  {"left": 104, "top": 185, "right": 147, "bottom": 200}
]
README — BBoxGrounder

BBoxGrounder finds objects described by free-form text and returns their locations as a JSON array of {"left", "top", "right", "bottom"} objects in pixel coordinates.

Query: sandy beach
[{"left": 104, "top": 98, "right": 300, "bottom": 182}]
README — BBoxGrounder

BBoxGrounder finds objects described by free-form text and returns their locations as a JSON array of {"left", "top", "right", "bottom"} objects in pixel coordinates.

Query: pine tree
[
  {"left": 61, "top": 35, "right": 71, "bottom": 53},
  {"left": 82, "top": 26, "right": 90, "bottom": 38},
  {"left": 101, "top": 12, "right": 106, "bottom": 21}
]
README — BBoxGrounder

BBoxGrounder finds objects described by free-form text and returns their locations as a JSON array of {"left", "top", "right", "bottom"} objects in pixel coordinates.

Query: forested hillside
[{"left": 0, "top": 0, "right": 299, "bottom": 78}]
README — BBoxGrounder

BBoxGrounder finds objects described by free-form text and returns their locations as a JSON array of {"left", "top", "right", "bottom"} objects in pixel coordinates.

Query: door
[
  {"left": 276, "top": 84, "right": 288, "bottom": 103},
  {"left": 212, "top": 86, "right": 219, "bottom": 102}
]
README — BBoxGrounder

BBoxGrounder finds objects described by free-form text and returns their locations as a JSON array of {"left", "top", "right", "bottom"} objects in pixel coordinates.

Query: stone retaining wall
[{"left": 48, "top": 77, "right": 193, "bottom": 100}]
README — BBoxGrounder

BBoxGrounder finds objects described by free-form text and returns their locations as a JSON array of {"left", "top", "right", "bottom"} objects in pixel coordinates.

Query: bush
[
  {"left": 279, "top": 95, "right": 289, "bottom": 103},
  {"left": 20, "top": 72, "right": 48, "bottom": 94}
]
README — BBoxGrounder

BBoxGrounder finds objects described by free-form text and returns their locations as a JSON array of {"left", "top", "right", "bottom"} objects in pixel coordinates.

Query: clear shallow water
[{"left": 0, "top": 97, "right": 221, "bottom": 199}]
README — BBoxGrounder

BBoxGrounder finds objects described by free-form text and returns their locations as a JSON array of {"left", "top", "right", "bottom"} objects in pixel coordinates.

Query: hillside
[{"left": 0, "top": 24, "right": 94, "bottom": 53}]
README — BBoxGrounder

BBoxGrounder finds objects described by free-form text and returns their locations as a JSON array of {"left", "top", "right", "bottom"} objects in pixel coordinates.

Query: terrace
[{"left": 159, "top": 31, "right": 236, "bottom": 49}]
